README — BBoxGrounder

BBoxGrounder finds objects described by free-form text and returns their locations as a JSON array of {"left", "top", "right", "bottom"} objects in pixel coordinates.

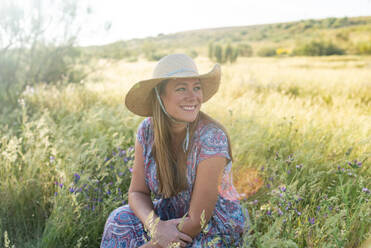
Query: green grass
[{"left": 1, "top": 56, "right": 370, "bottom": 247}]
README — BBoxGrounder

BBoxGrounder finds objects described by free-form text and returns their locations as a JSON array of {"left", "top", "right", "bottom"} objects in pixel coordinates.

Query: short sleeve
[
  {"left": 136, "top": 117, "right": 152, "bottom": 150},
  {"left": 199, "top": 125, "right": 231, "bottom": 163}
]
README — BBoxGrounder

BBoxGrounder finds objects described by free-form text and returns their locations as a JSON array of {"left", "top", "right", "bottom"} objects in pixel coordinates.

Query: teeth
[{"left": 182, "top": 105, "right": 196, "bottom": 110}]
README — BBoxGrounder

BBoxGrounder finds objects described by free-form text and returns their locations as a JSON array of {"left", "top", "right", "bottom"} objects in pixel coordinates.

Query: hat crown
[{"left": 152, "top": 54, "right": 199, "bottom": 78}]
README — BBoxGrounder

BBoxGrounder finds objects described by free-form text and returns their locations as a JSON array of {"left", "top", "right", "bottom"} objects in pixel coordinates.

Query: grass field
[{"left": 1, "top": 56, "right": 370, "bottom": 247}]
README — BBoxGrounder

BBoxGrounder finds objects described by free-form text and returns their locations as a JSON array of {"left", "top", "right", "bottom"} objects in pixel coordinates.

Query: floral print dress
[{"left": 101, "top": 117, "right": 248, "bottom": 247}]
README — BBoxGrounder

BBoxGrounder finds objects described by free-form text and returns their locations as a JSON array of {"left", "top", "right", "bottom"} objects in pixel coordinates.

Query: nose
[{"left": 185, "top": 88, "right": 197, "bottom": 101}]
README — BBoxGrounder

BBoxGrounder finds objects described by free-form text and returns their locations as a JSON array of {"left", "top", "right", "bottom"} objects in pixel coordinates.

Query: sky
[{"left": 53, "top": 0, "right": 371, "bottom": 46}]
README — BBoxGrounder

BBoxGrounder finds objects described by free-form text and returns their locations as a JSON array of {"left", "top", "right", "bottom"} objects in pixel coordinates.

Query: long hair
[{"left": 151, "top": 80, "right": 232, "bottom": 198}]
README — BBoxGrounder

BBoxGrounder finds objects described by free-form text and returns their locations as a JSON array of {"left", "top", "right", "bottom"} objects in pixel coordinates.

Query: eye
[
  {"left": 176, "top": 87, "right": 186, "bottom": 92},
  {"left": 194, "top": 86, "right": 201, "bottom": 91}
]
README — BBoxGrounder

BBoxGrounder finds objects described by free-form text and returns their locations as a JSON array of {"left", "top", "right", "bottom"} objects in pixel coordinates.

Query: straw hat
[{"left": 125, "top": 53, "right": 221, "bottom": 117}]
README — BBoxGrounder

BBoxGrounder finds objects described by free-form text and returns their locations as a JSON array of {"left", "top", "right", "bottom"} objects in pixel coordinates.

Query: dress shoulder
[
  {"left": 198, "top": 122, "right": 231, "bottom": 163},
  {"left": 136, "top": 117, "right": 152, "bottom": 148}
]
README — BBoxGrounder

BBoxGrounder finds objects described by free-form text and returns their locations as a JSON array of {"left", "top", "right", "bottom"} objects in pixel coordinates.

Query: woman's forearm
[
  {"left": 177, "top": 216, "right": 202, "bottom": 238},
  {"left": 128, "top": 191, "right": 158, "bottom": 230}
]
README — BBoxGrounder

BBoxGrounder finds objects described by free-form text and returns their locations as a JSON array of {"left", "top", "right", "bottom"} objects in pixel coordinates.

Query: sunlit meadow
[{"left": 1, "top": 56, "right": 370, "bottom": 247}]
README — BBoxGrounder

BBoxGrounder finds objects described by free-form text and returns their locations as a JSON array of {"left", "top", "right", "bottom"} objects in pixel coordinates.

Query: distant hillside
[{"left": 82, "top": 16, "right": 371, "bottom": 60}]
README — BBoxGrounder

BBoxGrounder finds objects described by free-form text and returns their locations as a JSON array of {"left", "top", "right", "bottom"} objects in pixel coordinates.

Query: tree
[{"left": 0, "top": 0, "right": 91, "bottom": 107}]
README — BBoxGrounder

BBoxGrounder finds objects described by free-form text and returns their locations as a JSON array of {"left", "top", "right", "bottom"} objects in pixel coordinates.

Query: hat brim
[{"left": 125, "top": 64, "right": 221, "bottom": 117}]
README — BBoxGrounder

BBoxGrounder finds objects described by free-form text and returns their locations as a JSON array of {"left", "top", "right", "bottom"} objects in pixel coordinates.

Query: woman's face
[{"left": 161, "top": 78, "right": 203, "bottom": 123}]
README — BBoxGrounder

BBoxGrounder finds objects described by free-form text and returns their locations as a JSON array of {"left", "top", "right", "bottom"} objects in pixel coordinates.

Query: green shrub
[
  {"left": 257, "top": 47, "right": 277, "bottom": 57},
  {"left": 355, "top": 41, "right": 371, "bottom": 55},
  {"left": 293, "top": 40, "right": 345, "bottom": 56},
  {"left": 237, "top": 43, "right": 253, "bottom": 57}
]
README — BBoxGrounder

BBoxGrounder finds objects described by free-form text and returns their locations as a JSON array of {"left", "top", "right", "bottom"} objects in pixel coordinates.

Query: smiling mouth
[{"left": 181, "top": 105, "right": 197, "bottom": 111}]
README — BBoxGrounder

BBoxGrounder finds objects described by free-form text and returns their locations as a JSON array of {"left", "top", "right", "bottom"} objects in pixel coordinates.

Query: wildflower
[
  {"left": 266, "top": 210, "right": 272, "bottom": 216},
  {"left": 74, "top": 173, "right": 80, "bottom": 183},
  {"left": 278, "top": 208, "right": 283, "bottom": 216},
  {"left": 104, "top": 157, "right": 110, "bottom": 163},
  {"left": 122, "top": 200, "right": 127, "bottom": 205},
  {"left": 107, "top": 190, "right": 111, "bottom": 195},
  {"left": 124, "top": 158, "right": 129, "bottom": 163},
  {"left": 50, "top": 156, "right": 55, "bottom": 162},
  {"left": 316, "top": 206, "right": 321, "bottom": 211},
  {"left": 279, "top": 193, "right": 283, "bottom": 198},
  {"left": 296, "top": 210, "right": 301, "bottom": 216},
  {"left": 328, "top": 206, "right": 333, "bottom": 211},
  {"left": 287, "top": 169, "right": 291, "bottom": 175},
  {"left": 119, "top": 172, "right": 124, "bottom": 176},
  {"left": 280, "top": 186, "right": 286, "bottom": 192},
  {"left": 59, "top": 183, "right": 64, "bottom": 188},
  {"left": 260, "top": 166, "right": 265, "bottom": 172},
  {"left": 362, "top": 188, "right": 370, "bottom": 194},
  {"left": 296, "top": 164, "right": 303, "bottom": 169},
  {"left": 129, "top": 167, "right": 133, "bottom": 173},
  {"left": 266, "top": 183, "right": 271, "bottom": 189},
  {"left": 128, "top": 146, "right": 134, "bottom": 152},
  {"left": 112, "top": 151, "right": 117, "bottom": 156},
  {"left": 357, "top": 161, "right": 362, "bottom": 167},
  {"left": 308, "top": 217, "right": 315, "bottom": 225},
  {"left": 69, "top": 187, "right": 75, "bottom": 193},
  {"left": 268, "top": 177, "right": 274, "bottom": 182},
  {"left": 253, "top": 199, "right": 258, "bottom": 205},
  {"left": 54, "top": 192, "right": 58, "bottom": 196}
]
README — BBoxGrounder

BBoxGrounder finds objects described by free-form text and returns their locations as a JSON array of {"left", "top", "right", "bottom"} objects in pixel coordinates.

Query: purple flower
[
  {"left": 296, "top": 211, "right": 301, "bottom": 216},
  {"left": 316, "top": 206, "right": 321, "bottom": 211},
  {"left": 104, "top": 157, "right": 110, "bottom": 163},
  {"left": 362, "top": 188, "right": 370, "bottom": 194},
  {"left": 74, "top": 173, "right": 80, "bottom": 183},
  {"left": 357, "top": 162, "right": 362, "bottom": 167},
  {"left": 50, "top": 156, "right": 55, "bottom": 162},
  {"left": 54, "top": 192, "right": 58, "bottom": 196},
  {"left": 287, "top": 170, "right": 291, "bottom": 175},
  {"left": 280, "top": 186, "right": 286, "bottom": 192},
  {"left": 59, "top": 183, "right": 64, "bottom": 188},
  {"left": 308, "top": 217, "right": 315, "bottom": 225},
  {"left": 129, "top": 167, "right": 133, "bottom": 173},
  {"left": 253, "top": 199, "right": 258, "bottom": 205},
  {"left": 278, "top": 208, "right": 283, "bottom": 216},
  {"left": 260, "top": 166, "right": 265, "bottom": 172},
  {"left": 268, "top": 177, "right": 274, "bottom": 182},
  {"left": 328, "top": 206, "right": 333, "bottom": 211},
  {"left": 69, "top": 187, "right": 75, "bottom": 193},
  {"left": 266, "top": 210, "right": 272, "bottom": 216},
  {"left": 128, "top": 146, "right": 134, "bottom": 152},
  {"left": 122, "top": 200, "right": 127, "bottom": 205},
  {"left": 107, "top": 190, "right": 111, "bottom": 195},
  {"left": 124, "top": 157, "right": 129, "bottom": 163},
  {"left": 266, "top": 183, "right": 271, "bottom": 189},
  {"left": 119, "top": 172, "right": 124, "bottom": 176},
  {"left": 279, "top": 193, "right": 283, "bottom": 198}
]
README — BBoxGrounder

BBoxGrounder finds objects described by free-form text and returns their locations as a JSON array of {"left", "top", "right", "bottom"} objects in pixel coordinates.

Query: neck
[{"left": 170, "top": 122, "right": 187, "bottom": 136}]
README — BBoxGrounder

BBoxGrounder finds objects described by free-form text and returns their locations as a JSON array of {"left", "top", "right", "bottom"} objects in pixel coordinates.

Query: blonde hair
[{"left": 150, "top": 80, "right": 233, "bottom": 198}]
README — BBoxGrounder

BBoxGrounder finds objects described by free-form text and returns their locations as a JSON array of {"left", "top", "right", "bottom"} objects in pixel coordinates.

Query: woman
[{"left": 101, "top": 54, "right": 247, "bottom": 247}]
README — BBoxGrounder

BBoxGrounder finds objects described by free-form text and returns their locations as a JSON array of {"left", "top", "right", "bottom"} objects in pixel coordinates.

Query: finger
[
  {"left": 178, "top": 240, "right": 188, "bottom": 247},
  {"left": 179, "top": 233, "right": 193, "bottom": 243}
]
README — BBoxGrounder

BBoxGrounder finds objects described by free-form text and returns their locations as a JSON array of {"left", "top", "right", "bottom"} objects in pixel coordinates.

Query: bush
[
  {"left": 293, "top": 40, "right": 345, "bottom": 56},
  {"left": 237, "top": 43, "right": 253, "bottom": 57},
  {"left": 257, "top": 47, "right": 277, "bottom": 57},
  {"left": 355, "top": 41, "right": 371, "bottom": 55}
]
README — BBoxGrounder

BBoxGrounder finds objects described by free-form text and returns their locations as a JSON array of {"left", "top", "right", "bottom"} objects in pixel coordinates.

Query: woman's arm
[
  {"left": 178, "top": 156, "right": 227, "bottom": 238},
  {"left": 128, "top": 138, "right": 157, "bottom": 230},
  {"left": 129, "top": 139, "right": 192, "bottom": 247}
]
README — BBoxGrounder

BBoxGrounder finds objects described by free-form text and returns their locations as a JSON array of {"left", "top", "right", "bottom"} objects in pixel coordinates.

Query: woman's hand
[{"left": 151, "top": 218, "right": 193, "bottom": 248}]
